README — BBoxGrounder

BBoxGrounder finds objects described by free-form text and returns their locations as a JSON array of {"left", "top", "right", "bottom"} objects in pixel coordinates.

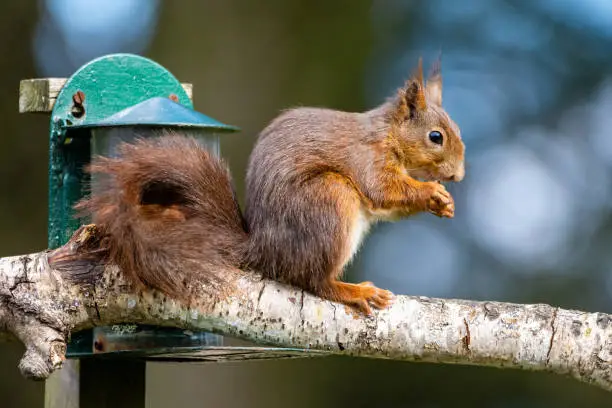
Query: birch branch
[{"left": 0, "top": 226, "right": 610, "bottom": 392}]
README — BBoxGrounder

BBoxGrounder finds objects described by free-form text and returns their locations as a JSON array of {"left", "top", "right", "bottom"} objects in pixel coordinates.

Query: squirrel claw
[
  {"left": 357, "top": 281, "right": 395, "bottom": 311},
  {"left": 425, "top": 182, "right": 455, "bottom": 218},
  {"left": 369, "top": 288, "right": 394, "bottom": 309}
]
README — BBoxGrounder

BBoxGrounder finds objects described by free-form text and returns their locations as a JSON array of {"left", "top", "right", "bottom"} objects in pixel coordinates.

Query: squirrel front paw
[{"left": 423, "top": 182, "right": 454, "bottom": 218}]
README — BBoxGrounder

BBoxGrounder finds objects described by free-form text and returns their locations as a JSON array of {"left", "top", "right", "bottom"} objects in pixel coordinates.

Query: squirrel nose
[
  {"left": 451, "top": 163, "right": 465, "bottom": 182},
  {"left": 449, "top": 173, "right": 464, "bottom": 182}
]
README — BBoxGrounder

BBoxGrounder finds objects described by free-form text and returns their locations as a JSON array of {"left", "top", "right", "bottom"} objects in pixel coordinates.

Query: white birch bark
[{"left": 0, "top": 226, "right": 610, "bottom": 392}]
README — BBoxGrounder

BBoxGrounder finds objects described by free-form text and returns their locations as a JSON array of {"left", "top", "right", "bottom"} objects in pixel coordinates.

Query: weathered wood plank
[{"left": 19, "top": 78, "right": 193, "bottom": 113}]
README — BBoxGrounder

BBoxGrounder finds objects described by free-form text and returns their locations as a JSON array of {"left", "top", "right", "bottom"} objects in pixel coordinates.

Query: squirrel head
[{"left": 388, "top": 58, "right": 465, "bottom": 183}]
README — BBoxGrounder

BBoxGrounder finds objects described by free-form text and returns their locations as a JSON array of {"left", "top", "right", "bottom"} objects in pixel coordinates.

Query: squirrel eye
[{"left": 428, "top": 130, "right": 443, "bottom": 145}]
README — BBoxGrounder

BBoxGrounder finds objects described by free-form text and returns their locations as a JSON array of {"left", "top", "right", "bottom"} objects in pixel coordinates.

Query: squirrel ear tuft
[
  {"left": 395, "top": 58, "right": 427, "bottom": 122},
  {"left": 425, "top": 55, "right": 443, "bottom": 106}
]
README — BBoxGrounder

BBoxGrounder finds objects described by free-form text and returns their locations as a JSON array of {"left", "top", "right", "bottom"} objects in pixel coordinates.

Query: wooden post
[
  {"left": 44, "top": 361, "right": 80, "bottom": 408},
  {"left": 80, "top": 359, "right": 146, "bottom": 408}
]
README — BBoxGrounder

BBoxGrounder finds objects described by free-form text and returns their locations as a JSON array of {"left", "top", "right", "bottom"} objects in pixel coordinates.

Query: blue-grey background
[{"left": 0, "top": 1, "right": 611, "bottom": 406}]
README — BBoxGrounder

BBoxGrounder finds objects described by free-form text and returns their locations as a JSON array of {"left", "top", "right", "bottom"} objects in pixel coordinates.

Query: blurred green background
[{"left": 1, "top": 0, "right": 612, "bottom": 406}]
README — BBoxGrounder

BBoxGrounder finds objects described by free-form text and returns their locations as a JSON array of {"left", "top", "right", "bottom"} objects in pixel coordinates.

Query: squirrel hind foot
[{"left": 324, "top": 280, "right": 394, "bottom": 316}]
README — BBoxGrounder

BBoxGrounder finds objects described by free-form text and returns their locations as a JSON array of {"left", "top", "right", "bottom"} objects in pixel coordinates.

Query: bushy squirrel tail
[{"left": 74, "top": 133, "right": 248, "bottom": 299}]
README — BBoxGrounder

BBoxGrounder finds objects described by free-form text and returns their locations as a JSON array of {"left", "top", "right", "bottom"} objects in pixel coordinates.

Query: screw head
[
  {"left": 71, "top": 90, "right": 86, "bottom": 118},
  {"left": 72, "top": 90, "right": 85, "bottom": 105}
]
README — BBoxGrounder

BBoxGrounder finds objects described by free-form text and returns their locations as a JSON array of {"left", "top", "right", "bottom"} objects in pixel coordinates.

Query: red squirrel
[{"left": 75, "top": 59, "right": 465, "bottom": 315}]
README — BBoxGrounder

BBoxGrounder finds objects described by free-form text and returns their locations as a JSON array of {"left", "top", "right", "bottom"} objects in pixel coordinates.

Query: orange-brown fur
[
  {"left": 76, "top": 59, "right": 465, "bottom": 315},
  {"left": 75, "top": 136, "right": 248, "bottom": 300}
]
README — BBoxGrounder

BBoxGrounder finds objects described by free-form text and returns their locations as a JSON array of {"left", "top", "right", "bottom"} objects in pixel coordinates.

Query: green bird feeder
[
  {"left": 44, "top": 53, "right": 239, "bottom": 357},
  {"left": 47, "top": 53, "right": 238, "bottom": 250}
]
